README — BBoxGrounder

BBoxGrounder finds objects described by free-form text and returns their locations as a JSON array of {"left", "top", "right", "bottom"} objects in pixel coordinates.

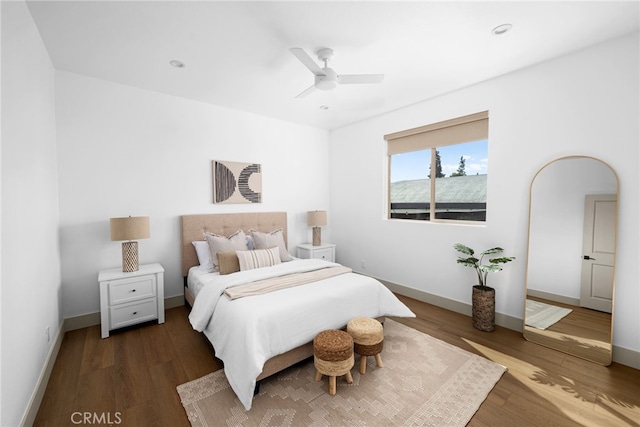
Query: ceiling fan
[{"left": 289, "top": 47, "right": 384, "bottom": 98}]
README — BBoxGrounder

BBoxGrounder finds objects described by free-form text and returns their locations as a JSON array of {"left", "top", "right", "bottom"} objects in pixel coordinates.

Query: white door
[{"left": 580, "top": 194, "right": 616, "bottom": 313}]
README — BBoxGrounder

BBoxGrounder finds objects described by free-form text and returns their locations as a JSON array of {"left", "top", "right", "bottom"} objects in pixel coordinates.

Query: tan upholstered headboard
[{"left": 181, "top": 212, "right": 288, "bottom": 277}]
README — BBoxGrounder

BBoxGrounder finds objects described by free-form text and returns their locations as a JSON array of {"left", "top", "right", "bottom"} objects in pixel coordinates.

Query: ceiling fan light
[
  {"left": 316, "top": 77, "right": 338, "bottom": 90},
  {"left": 315, "top": 68, "right": 338, "bottom": 90},
  {"left": 291, "top": 47, "right": 381, "bottom": 97}
]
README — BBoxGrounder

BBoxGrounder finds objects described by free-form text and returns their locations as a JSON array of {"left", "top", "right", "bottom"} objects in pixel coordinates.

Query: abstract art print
[{"left": 212, "top": 160, "right": 262, "bottom": 204}]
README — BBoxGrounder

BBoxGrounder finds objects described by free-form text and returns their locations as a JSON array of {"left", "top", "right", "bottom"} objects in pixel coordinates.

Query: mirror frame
[{"left": 523, "top": 155, "right": 618, "bottom": 365}]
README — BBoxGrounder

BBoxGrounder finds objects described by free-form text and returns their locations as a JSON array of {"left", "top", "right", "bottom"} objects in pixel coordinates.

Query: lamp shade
[
  {"left": 307, "top": 211, "right": 327, "bottom": 227},
  {"left": 110, "top": 216, "right": 150, "bottom": 241}
]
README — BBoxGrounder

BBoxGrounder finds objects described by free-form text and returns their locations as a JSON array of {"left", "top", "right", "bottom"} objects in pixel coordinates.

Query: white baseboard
[
  {"left": 20, "top": 321, "right": 64, "bottom": 427},
  {"left": 21, "top": 294, "right": 187, "bottom": 424},
  {"left": 526, "top": 288, "right": 580, "bottom": 306},
  {"left": 20, "top": 287, "right": 639, "bottom": 425},
  {"left": 611, "top": 345, "right": 640, "bottom": 369},
  {"left": 378, "top": 277, "right": 639, "bottom": 370},
  {"left": 165, "top": 294, "right": 186, "bottom": 310},
  {"left": 380, "top": 278, "right": 524, "bottom": 332}
]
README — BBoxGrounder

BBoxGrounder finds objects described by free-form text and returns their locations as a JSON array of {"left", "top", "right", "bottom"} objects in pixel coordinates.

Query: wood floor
[
  {"left": 524, "top": 296, "right": 613, "bottom": 365},
  {"left": 35, "top": 296, "right": 640, "bottom": 426}
]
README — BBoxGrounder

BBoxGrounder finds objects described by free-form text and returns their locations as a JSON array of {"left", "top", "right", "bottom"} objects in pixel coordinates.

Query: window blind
[{"left": 385, "top": 111, "right": 488, "bottom": 156}]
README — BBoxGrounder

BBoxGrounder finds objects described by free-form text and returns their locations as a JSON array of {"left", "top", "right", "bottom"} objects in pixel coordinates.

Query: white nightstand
[
  {"left": 98, "top": 263, "right": 165, "bottom": 338},
  {"left": 296, "top": 243, "right": 336, "bottom": 262}
]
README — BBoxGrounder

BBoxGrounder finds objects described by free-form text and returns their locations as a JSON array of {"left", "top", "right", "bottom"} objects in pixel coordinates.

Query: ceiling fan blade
[
  {"left": 290, "top": 48, "right": 326, "bottom": 76},
  {"left": 295, "top": 84, "right": 316, "bottom": 99},
  {"left": 338, "top": 74, "right": 385, "bottom": 84}
]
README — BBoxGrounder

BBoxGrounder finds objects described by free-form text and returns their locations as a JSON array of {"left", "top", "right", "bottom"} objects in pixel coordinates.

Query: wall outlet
[
  {"left": 361, "top": 259, "right": 366, "bottom": 269},
  {"left": 45, "top": 326, "right": 50, "bottom": 344}
]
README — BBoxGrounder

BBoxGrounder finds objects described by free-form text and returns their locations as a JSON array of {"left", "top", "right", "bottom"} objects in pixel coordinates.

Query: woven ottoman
[
  {"left": 347, "top": 317, "right": 384, "bottom": 374},
  {"left": 313, "top": 329, "right": 354, "bottom": 395}
]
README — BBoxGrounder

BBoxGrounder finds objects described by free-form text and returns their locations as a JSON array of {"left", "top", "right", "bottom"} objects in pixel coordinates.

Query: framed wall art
[{"left": 212, "top": 160, "right": 262, "bottom": 204}]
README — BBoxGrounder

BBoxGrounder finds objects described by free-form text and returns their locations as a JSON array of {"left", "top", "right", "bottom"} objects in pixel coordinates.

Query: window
[{"left": 385, "top": 111, "right": 488, "bottom": 222}]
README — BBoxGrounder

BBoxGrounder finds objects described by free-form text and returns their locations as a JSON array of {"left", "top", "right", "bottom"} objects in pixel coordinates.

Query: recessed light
[
  {"left": 169, "top": 59, "right": 185, "bottom": 68},
  {"left": 492, "top": 23, "right": 513, "bottom": 36}
]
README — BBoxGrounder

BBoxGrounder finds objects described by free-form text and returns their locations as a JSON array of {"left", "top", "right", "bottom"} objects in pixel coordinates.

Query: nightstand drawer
[
  {"left": 109, "top": 275, "right": 156, "bottom": 305},
  {"left": 297, "top": 243, "right": 336, "bottom": 262},
  {"left": 310, "top": 247, "right": 334, "bottom": 261},
  {"left": 99, "top": 263, "right": 165, "bottom": 338},
  {"left": 110, "top": 299, "right": 158, "bottom": 330}
]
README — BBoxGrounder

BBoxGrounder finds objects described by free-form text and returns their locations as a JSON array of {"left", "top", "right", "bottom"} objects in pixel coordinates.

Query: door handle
[{"left": 583, "top": 255, "right": 596, "bottom": 260}]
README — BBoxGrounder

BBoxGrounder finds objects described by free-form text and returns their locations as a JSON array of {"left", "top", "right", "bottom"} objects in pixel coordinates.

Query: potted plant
[{"left": 453, "top": 243, "right": 515, "bottom": 332}]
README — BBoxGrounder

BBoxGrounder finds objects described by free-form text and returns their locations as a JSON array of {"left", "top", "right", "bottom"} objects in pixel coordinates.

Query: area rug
[
  {"left": 177, "top": 319, "right": 506, "bottom": 426},
  {"left": 525, "top": 299, "right": 573, "bottom": 330}
]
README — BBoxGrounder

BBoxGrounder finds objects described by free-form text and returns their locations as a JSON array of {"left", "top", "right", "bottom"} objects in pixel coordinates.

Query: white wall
[
  {"left": 55, "top": 72, "right": 331, "bottom": 318},
  {"left": 329, "top": 33, "right": 639, "bottom": 357},
  {"left": 1, "top": 2, "right": 62, "bottom": 425}
]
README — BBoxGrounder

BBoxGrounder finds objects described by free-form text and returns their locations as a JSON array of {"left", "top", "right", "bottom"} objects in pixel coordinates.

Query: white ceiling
[{"left": 26, "top": 1, "right": 639, "bottom": 130}]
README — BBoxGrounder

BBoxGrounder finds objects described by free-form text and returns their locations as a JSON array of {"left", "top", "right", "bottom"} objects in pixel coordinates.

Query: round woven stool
[
  {"left": 347, "top": 317, "right": 384, "bottom": 374},
  {"left": 313, "top": 329, "right": 354, "bottom": 395}
]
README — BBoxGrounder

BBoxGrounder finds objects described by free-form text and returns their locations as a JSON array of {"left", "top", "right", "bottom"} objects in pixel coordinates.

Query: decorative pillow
[
  {"left": 192, "top": 241, "right": 213, "bottom": 270},
  {"left": 205, "top": 230, "right": 249, "bottom": 270},
  {"left": 249, "top": 229, "right": 292, "bottom": 262},
  {"left": 236, "top": 247, "right": 281, "bottom": 271},
  {"left": 217, "top": 251, "right": 241, "bottom": 275}
]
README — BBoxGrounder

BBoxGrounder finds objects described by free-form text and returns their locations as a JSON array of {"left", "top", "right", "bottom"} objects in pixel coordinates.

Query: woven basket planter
[{"left": 472, "top": 286, "right": 495, "bottom": 332}]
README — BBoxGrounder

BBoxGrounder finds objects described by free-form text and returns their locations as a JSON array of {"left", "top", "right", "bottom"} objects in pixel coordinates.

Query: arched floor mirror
[{"left": 524, "top": 156, "right": 617, "bottom": 365}]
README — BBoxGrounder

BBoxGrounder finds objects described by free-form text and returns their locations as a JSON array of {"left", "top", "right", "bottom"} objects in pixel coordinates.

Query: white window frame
[{"left": 385, "top": 111, "right": 489, "bottom": 223}]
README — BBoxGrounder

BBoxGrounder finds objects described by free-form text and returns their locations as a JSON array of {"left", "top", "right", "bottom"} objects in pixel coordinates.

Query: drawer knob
[
  {"left": 130, "top": 289, "right": 136, "bottom": 292},
  {"left": 132, "top": 311, "right": 137, "bottom": 315}
]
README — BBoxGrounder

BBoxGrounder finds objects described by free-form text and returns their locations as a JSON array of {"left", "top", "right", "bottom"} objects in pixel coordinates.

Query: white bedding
[
  {"left": 187, "top": 265, "right": 219, "bottom": 297},
  {"left": 188, "top": 258, "right": 415, "bottom": 410}
]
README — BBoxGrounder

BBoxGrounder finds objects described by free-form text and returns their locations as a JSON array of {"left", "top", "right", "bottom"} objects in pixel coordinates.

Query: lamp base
[
  {"left": 122, "top": 241, "right": 139, "bottom": 272},
  {"left": 312, "top": 227, "right": 322, "bottom": 246}
]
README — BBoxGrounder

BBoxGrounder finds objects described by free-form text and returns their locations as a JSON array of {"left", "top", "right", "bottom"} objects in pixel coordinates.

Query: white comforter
[{"left": 188, "top": 258, "right": 415, "bottom": 410}]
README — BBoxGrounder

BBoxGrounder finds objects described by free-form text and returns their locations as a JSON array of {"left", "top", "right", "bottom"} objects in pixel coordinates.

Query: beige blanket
[{"left": 224, "top": 266, "right": 352, "bottom": 300}]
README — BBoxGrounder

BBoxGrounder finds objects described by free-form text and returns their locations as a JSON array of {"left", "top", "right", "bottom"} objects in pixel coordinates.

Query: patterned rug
[
  {"left": 525, "top": 299, "right": 573, "bottom": 330},
  {"left": 176, "top": 319, "right": 506, "bottom": 426}
]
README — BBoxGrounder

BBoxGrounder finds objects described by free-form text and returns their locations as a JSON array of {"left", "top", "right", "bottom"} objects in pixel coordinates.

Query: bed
[{"left": 181, "top": 212, "right": 415, "bottom": 410}]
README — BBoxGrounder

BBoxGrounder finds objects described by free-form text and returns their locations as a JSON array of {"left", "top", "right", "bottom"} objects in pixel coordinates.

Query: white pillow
[
  {"left": 236, "top": 247, "right": 281, "bottom": 271},
  {"left": 192, "top": 241, "right": 213, "bottom": 270},
  {"left": 205, "top": 230, "right": 250, "bottom": 270},
  {"left": 249, "top": 229, "right": 292, "bottom": 261}
]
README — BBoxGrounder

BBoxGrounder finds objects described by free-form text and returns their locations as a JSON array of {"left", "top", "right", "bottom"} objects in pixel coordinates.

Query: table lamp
[
  {"left": 110, "top": 216, "right": 150, "bottom": 272},
  {"left": 307, "top": 210, "right": 327, "bottom": 246}
]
